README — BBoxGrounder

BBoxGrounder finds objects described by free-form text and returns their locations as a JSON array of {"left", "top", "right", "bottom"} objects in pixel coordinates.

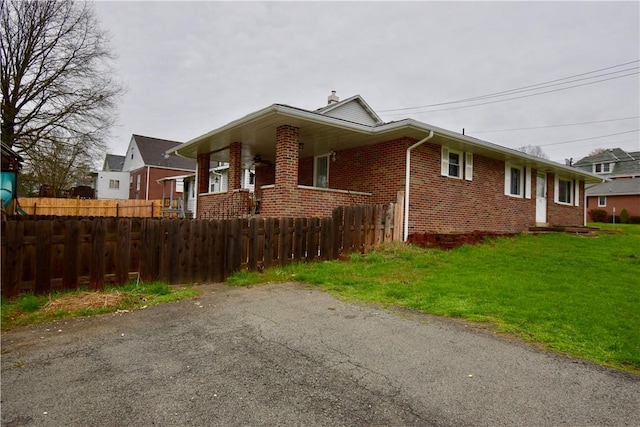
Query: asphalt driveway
[{"left": 2, "top": 282, "right": 638, "bottom": 426}]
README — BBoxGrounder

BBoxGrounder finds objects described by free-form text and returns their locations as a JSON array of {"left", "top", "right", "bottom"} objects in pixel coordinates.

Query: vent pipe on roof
[{"left": 327, "top": 91, "right": 339, "bottom": 105}]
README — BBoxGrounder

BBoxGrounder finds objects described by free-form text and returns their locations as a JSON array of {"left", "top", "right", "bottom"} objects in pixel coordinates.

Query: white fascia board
[
  {"left": 378, "top": 119, "right": 604, "bottom": 183},
  {"left": 156, "top": 173, "right": 195, "bottom": 183},
  {"left": 167, "top": 104, "right": 282, "bottom": 156}
]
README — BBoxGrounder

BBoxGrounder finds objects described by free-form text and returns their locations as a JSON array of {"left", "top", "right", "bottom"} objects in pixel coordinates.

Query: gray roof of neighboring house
[
  {"left": 573, "top": 148, "right": 640, "bottom": 177},
  {"left": 133, "top": 135, "right": 196, "bottom": 170},
  {"left": 586, "top": 177, "right": 640, "bottom": 196},
  {"left": 104, "top": 154, "right": 125, "bottom": 171}
]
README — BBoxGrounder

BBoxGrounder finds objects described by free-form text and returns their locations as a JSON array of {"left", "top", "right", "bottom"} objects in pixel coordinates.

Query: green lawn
[{"left": 229, "top": 223, "right": 640, "bottom": 373}]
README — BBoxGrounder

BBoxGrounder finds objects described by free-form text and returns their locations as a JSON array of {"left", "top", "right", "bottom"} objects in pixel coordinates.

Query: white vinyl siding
[
  {"left": 504, "top": 163, "right": 524, "bottom": 198},
  {"left": 321, "top": 102, "right": 378, "bottom": 126}
]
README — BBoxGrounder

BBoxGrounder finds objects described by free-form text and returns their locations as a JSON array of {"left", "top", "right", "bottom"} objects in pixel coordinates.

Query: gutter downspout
[
  {"left": 404, "top": 130, "right": 434, "bottom": 242},
  {"left": 145, "top": 166, "right": 150, "bottom": 200}
]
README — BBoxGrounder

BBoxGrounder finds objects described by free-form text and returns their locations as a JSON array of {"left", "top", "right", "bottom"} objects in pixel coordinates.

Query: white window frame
[
  {"left": 314, "top": 154, "right": 330, "bottom": 188},
  {"left": 136, "top": 174, "right": 141, "bottom": 192},
  {"left": 175, "top": 178, "right": 184, "bottom": 193},
  {"left": 209, "top": 171, "right": 225, "bottom": 193},
  {"left": 593, "top": 163, "right": 612, "bottom": 174},
  {"left": 441, "top": 147, "right": 473, "bottom": 180},
  {"left": 129, "top": 175, "right": 133, "bottom": 189},
  {"left": 504, "top": 162, "right": 524, "bottom": 198},
  {"left": 598, "top": 196, "right": 606, "bottom": 207},
  {"left": 554, "top": 176, "right": 576, "bottom": 206},
  {"left": 441, "top": 147, "right": 464, "bottom": 179}
]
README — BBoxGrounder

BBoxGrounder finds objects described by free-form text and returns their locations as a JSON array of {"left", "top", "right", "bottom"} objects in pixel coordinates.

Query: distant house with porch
[{"left": 167, "top": 92, "right": 602, "bottom": 238}]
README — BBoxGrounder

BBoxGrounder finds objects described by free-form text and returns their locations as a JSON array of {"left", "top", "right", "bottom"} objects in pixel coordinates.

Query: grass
[
  {"left": 228, "top": 223, "right": 640, "bottom": 373},
  {"left": 1, "top": 281, "right": 201, "bottom": 332}
]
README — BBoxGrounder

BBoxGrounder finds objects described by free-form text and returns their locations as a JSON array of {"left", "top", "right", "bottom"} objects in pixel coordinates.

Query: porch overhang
[{"left": 167, "top": 104, "right": 604, "bottom": 184}]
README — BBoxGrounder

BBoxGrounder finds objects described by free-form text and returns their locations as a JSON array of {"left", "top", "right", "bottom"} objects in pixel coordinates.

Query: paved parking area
[{"left": 2, "top": 282, "right": 639, "bottom": 426}]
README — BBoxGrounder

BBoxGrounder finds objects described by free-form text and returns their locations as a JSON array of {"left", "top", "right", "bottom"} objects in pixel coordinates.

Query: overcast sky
[{"left": 93, "top": 1, "right": 640, "bottom": 164}]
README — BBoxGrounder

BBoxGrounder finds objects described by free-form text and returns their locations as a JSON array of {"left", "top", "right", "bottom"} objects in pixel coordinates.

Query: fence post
[{"left": 116, "top": 203, "right": 119, "bottom": 218}]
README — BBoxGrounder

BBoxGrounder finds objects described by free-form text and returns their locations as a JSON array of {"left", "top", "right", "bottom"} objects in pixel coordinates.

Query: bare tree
[
  {"left": 1, "top": 0, "right": 121, "bottom": 190},
  {"left": 588, "top": 148, "right": 605, "bottom": 156},
  {"left": 517, "top": 145, "right": 549, "bottom": 160}
]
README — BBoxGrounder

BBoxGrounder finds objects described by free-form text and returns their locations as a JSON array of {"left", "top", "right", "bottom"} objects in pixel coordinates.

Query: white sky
[{"left": 93, "top": 1, "right": 640, "bottom": 164}]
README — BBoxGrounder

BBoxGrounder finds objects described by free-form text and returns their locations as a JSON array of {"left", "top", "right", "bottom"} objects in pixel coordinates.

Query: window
[
  {"left": 249, "top": 172, "right": 255, "bottom": 185},
  {"left": 441, "top": 147, "right": 472, "bottom": 180},
  {"left": 136, "top": 174, "right": 141, "bottom": 191},
  {"left": 314, "top": 154, "right": 329, "bottom": 188},
  {"left": 598, "top": 196, "right": 606, "bottom": 207},
  {"left": 504, "top": 163, "right": 524, "bottom": 197},
  {"left": 594, "top": 163, "right": 612, "bottom": 174},
  {"left": 175, "top": 178, "right": 184, "bottom": 193},
  {"left": 556, "top": 178, "right": 572, "bottom": 204},
  {"left": 109, "top": 179, "right": 120, "bottom": 189},
  {"left": 129, "top": 175, "right": 133, "bottom": 189},
  {"left": 209, "top": 171, "right": 226, "bottom": 193}
]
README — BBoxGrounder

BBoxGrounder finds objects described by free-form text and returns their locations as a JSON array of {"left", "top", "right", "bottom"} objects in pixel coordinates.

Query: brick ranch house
[{"left": 167, "top": 92, "right": 603, "bottom": 239}]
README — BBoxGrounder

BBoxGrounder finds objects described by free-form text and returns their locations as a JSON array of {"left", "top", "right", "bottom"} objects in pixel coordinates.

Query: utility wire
[
  {"left": 381, "top": 72, "right": 639, "bottom": 116},
  {"left": 469, "top": 116, "right": 640, "bottom": 134},
  {"left": 379, "top": 60, "right": 640, "bottom": 113},
  {"left": 536, "top": 129, "right": 639, "bottom": 147},
  {"left": 543, "top": 138, "right": 640, "bottom": 152}
]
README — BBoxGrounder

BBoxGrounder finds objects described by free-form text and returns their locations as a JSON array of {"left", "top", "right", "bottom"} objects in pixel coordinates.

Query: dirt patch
[
  {"left": 43, "top": 292, "right": 128, "bottom": 313},
  {"left": 408, "top": 231, "right": 514, "bottom": 250}
]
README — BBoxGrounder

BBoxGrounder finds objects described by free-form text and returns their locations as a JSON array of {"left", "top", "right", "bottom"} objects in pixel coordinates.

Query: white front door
[{"left": 536, "top": 173, "right": 547, "bottom": 224}]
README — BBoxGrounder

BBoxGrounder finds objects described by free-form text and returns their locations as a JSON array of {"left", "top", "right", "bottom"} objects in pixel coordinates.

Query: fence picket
[{"left": 1, "top": 203, "right": 398, "bottom": 295}]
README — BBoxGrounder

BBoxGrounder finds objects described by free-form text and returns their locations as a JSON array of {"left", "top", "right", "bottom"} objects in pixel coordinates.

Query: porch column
[
  {"left": 197, "top": 153, "right": 210, "bottom": 194},
  {"left": 228, "top": 141, "right": 242, "bottom": 192},
  {"left": 275, "top": 125, "right": 299, "bottom": 190}
]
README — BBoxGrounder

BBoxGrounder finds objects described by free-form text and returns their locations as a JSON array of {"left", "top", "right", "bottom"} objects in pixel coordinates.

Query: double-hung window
[
  {"left": 504, "top": 163, "right": 524, "bottom": 197},
  {"left": 556, "top": 178, "right": 572, "bottom": 204},
  {"left": 314, "top": 154, "right": 330, "bottom": 188},
  {"left": 109, "top": 179, "right": 120, "bottom": 189},
  {"left": 598, "top": 196, "right": 606, "bottom": 207},
  {"left": 554, "top": 176, "right": 579, "bottom": 206},
  {"left": 594, "top": 163, "right": 612, "bottom": 174},
  {"left": 441, "top": 147, "right": 473, "bottom": 180}
]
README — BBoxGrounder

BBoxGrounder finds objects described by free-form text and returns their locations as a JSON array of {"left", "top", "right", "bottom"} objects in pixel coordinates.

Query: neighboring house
[
  {"left": 167, "top": 92, "right": 603, "bottom": 238},
  {"left": 92, "top": 154, "right": 129, "bottom": 200},
  {"left": 573, "top": 148, "right": 640, "bottom": 220},
  {"left": 583, "top": 178, "right": 640, "bottom": 218},
  {"left": 122, "top": 135, "right": 196, "bottom": 200},
  {"left": 573, "top": 148, "right": 640, "bottom": 179}
]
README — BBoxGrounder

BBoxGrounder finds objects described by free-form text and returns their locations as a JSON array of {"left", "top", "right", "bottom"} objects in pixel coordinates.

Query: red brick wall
[
  {"left": 546, "top": 175, "right": 584, "bottom": 226},
  {"left": 275, "top": 125, "right": 299, "bottom": 190},
  {"left": 404, "top": 144, "right": 537, "bottom": 233},
  {"left": 197, "top": 153, "right": 210, "bottom": 195},
  {"left": 228, "top": 142, "right": 242, "bottom": 191},
  {"left": 200, "top": 128, "right": 587, "bottom": 232},
  {"left": 129, "top": 167, "right": 192, "bottom": 200},
  {"left": 586, "top": 194, "right": 640, "bottom": 218},
  {"left": 259, "top": 186, "right": 372, "bottom": 218}
]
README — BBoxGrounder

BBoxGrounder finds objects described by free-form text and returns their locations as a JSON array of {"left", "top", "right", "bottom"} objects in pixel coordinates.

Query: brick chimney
[{"left": 327, "top": 90, "right": 339, "bottom": 105}]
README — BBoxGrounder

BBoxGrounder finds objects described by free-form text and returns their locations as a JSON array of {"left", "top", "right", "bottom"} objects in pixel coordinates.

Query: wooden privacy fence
[
  {"left": 1, "top": 204, "right": 400, "bottom": 297},
  {"left": 17, "top": 198, "right": 163, "bottom": 218}
]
